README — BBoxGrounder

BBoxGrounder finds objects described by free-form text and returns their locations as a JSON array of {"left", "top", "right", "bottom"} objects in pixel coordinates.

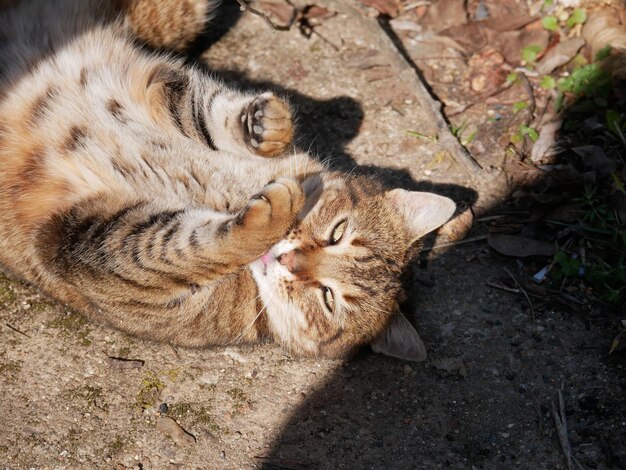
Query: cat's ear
[
  {"left": 371, "top": 312, "right": 427, "bottom": 362},
  {"left": 386, "top": 189, "right": 456, "bottom": 244}
]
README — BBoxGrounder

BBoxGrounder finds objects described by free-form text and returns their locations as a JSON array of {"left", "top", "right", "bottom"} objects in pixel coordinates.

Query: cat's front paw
[
  {"left": 224, "top": 178, "right": 303, "bottom": 263},
  {"left": 240, "top": 178, "right": 304, "bottom": 239},
  {"left": 241, "top": 94, "right": 293, "bottom": 158}
]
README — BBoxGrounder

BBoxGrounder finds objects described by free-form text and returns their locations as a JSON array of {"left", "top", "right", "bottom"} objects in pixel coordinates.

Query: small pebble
[
  {"left": 156, "top": 417, "right": 195, "bottom": 447},
  {"left": 159, "top": 403, "right": 169, "bottom": 414}
]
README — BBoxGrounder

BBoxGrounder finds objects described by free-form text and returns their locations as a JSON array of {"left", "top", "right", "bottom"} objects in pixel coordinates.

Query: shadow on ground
[{"left": 255, "top": 44, "right": 626, "bottom": 468}]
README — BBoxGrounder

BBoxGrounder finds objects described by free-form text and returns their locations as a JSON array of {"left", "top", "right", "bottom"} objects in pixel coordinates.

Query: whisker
[
  {"left": 342, "top": 163, "right": 359, "bottom": 183},
  {"left": 227, "top": 301, "right": 267, "bottom": 345}
]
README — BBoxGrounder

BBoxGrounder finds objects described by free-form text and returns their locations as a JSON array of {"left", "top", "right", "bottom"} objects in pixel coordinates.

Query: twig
[
  {"left": 5, "top": 323, "right": 30, "bottom": 338},
  {"left": 504, "top": 267, "right": 535, "bottom": 321},
  {"left": 422, "top": 234, "right": 488, "bottom": 252},
  {"left": 331, "top": 1, "right": 482, "bottom": 176},
  {"left": 101, "top": 350, "right": 144, "bottom": 369},
  {"left": 519, "top": 73, "right": 536, "bottom": 120},
  {"left": 310, "top": 28, "right": 340, "bottom": 51},
  {"left": 448, "top": 81, "right": 516, "bottom": 117},
  {"left": 235, "top": 0, "right": 295, "bottom": 31},
  {"left": 535, "top": 404, "right": 544, "bottom": 434},
  {"left": 486, "top": 281, "right": 521, "bottom": 295},
  {"left": 552, "top": 389, "right": 575, "bottom": 470},
  {"left": 104, "top": 356, "right": 144, "bottom": 369}
]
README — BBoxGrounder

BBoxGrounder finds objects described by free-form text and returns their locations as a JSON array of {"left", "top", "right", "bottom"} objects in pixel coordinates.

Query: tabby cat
[{"left": 0, "top": 0, "right": 456, "bottom": 361}]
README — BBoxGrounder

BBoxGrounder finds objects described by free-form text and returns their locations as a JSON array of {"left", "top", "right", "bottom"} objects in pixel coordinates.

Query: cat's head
[{"left": 249, "top": 172, "right": 455, "bottom": 361}]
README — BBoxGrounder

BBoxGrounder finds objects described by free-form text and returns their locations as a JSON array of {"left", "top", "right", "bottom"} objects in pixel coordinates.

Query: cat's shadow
[
  {"left": 204, "top": 67, "right": 478, "bottom": 205},
  {"left": 183, "top": 10, "right": 482, "bottom": 469}
]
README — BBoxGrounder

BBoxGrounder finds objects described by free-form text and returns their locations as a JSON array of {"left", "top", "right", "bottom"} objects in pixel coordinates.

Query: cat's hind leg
[
  {"left": 119, "top": 0, "right": 217, "bottom": 51},
  {"left": 147, "top": 65, "right": 294, "bottom": 158},
  {"left": 206, "top": 90, "right": 294, "bottom": 158}
]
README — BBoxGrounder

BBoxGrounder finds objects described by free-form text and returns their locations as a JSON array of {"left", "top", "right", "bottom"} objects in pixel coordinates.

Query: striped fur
[{"left": 0, "top": 0, "right": 455, "bottom": 359}]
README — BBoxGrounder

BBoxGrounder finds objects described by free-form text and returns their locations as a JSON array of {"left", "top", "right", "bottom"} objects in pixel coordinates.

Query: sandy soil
[{"left": 1, "top": 1, "right": 624, "bottom": 469}]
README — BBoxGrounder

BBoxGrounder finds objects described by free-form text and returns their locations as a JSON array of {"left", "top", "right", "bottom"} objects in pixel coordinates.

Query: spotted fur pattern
[{"left": 0, "top": 0, "right": 455, "bottom": 359}]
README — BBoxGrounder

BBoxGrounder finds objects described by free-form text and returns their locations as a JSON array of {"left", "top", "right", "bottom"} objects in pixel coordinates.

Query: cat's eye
[
  {"left": 321, "top": 286, "right": 335, "bottom": 313},
  {"left": 329, "top": 219, "right": 347, "bottom": 245}
]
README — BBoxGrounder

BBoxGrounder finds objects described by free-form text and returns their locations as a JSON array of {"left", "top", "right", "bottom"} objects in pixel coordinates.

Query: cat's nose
[{"left": 278, "top": 250, "right": 296, "bottom": 272}]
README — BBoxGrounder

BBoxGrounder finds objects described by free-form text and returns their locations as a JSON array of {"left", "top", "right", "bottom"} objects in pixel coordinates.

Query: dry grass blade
[
  {"left": 504, "top": 268, "right": 535, "bottom": 321},
  {"left": 552, "top": 389, "right": 574, "bottom": 470},
  {"left": 104, "top": 356, "right": 145, "bottom": 369},
  {"left": 5, "top": 322, "right": 30, "bottom": 338},
  {"left": 486, "top": 281, "right": 521, "bottom": 295}
]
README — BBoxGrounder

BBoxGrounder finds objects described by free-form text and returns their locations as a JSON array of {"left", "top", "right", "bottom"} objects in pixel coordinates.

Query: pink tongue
[{"left": 260, "top": 251, "right": 273, "bottom": 266}]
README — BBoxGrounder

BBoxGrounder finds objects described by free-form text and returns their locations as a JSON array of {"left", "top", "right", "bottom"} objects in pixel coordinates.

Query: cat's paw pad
[
  {"left": 240, "top": 178, "right": 304, "bottom": 236},
  {"left": 241, "top": 94, "right": 293, "bottom": 158}
]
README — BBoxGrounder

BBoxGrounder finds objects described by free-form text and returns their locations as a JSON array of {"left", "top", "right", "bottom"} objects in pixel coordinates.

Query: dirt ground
[{"left": 1, "top": 1, "right": 625, "bottom": 469}]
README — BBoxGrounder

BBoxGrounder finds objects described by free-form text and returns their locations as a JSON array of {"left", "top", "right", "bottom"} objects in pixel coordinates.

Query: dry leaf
[
  {"left": 300, "top": 4, "right": 335, "bottom": 25},
  {"left": 536, "top": 37, "right": 585, "bottom": 75},
  {"left": 303, "top": 5, "right": 332, "bottom": 19},
  {"left": 531, "top": 118, "right": 562, "bottom": 163},
  {"left": 487, "top": 233, "right": 555, "bottom": 257},
  {"left": 358, "top": 0, "right": 400, "bottom": 18},
  {"left": 494, "top": 28, "right": 550, "bottom": 64},
  {"left": 582, "top": 9, "right": 626, "bottom": 58},
  {"left": 476, "top": 0, "right": 536, "bottom": 32},
  {"left": 431, "top": 357, "right": 467, "bottom": 378},
  {"left": 440, "top": 23, "right": 489, "bottom": 54},
  {"left": 420, "top": 0, "right": 467, "bottom": 33},
  {"left": 571, "top": 145, "right": 617, "bottom": 174},
  {"left": 478, "top": 13, "right": 535, "bottom": 32},
  {"left": 257, "top": 0, "right": 296, "bottom": 25}
]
